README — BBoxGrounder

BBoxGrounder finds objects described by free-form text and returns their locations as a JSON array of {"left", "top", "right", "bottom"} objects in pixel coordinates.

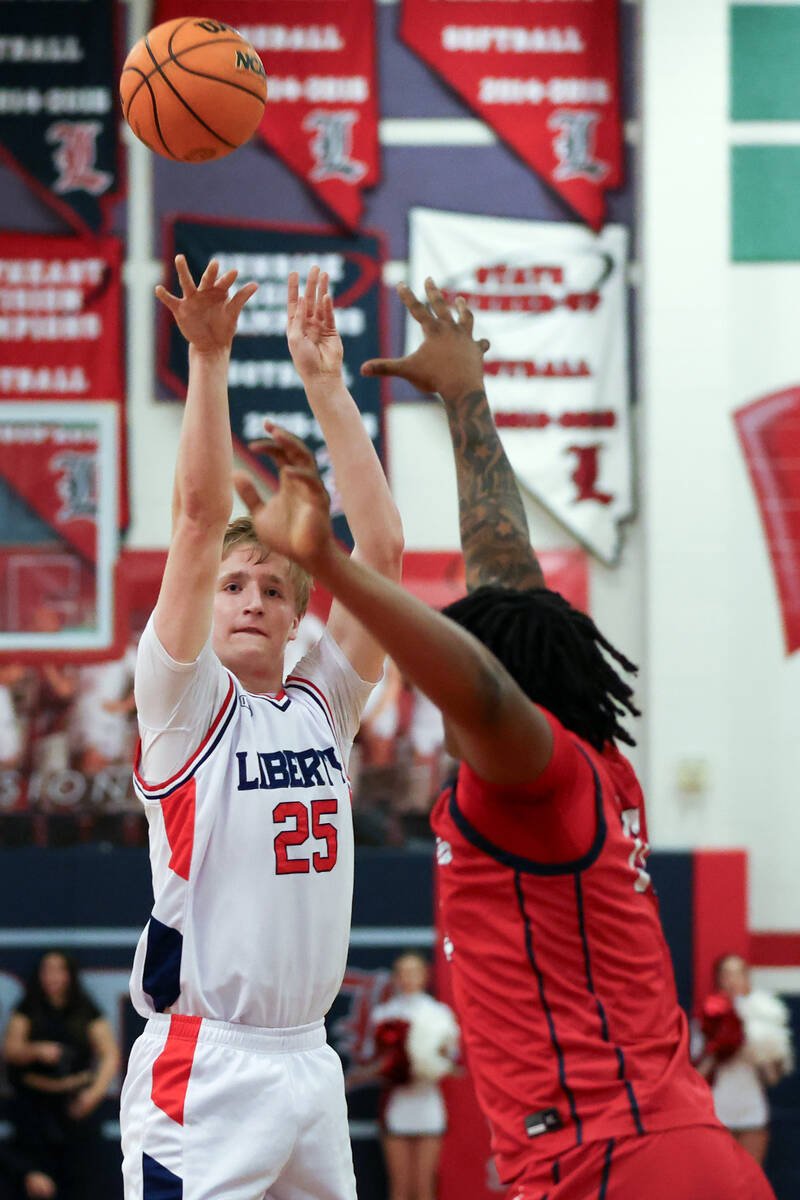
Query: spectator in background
[
  {"left": 0, "top": 666, "right": 25, "bottom": 770},
  {"left": 0, "top": 1140, "right": 56, "bottom": 1199},
  {"left": 2, "top": 951, "right": 119, "bottom": 1199},
  {"left": 67, "top": 641, "right": 138, "bottom": 777},
  {"left": 369, "top": 953, "right": 459, "bottom": 1200},
  {"left": 697, "top": 953, "right": 794, "bottom": 1166}
]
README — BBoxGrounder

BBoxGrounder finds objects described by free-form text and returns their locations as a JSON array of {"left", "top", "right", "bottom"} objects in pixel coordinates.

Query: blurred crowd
[{"left": 0, "top": 619, "right": 452, "bottom": 848}]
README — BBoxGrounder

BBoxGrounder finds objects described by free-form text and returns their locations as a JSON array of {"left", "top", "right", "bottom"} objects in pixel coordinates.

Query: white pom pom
[
  {"left": 737, "top": 991, "right": 795, "bottom": 1076},
  {"left": 406, "top": 1000, "right": 459, "bottom": 1083}
]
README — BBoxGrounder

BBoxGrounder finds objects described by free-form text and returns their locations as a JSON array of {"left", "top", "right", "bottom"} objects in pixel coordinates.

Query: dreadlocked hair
[{"left": 441, "top": 585, "right": 640, "bottom": 751}]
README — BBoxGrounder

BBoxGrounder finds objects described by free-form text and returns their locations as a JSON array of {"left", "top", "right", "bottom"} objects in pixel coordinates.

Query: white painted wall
[{"left": 643, "top": 0, "right": 800, "bottom": 931}]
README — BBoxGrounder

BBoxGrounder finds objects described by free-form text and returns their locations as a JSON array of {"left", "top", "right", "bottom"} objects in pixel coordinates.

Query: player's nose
[{"left": 241, "top": 582, "right": 264, "bottom": 612}]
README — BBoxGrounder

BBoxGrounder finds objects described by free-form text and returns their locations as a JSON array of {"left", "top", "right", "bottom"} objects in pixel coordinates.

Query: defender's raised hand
[
  {"left": 234, "top": 425, "right": 333, "bottom": 570},
  {"left": 287, "top": 266, "right": 344, "bottom": 384},
  {"left": 155, "top": 255, "right": 257, "bottom": 354},
  {"left": 361, "top": 277, "right": 489, "bottom": 403}
]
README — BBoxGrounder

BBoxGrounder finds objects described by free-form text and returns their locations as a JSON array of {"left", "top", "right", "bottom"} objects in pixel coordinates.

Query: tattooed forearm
[{"left": 445, "top": 389, "right": 545, "bottom": 592}]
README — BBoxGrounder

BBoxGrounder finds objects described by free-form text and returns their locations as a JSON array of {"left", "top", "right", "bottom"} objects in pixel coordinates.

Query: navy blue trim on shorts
[
  {"left": 597, "top": 1138, "right": 615, "bottom": 1200},
  {"left": 143, "top": 1152, "right": 182, "bottom": 1199},
  {"left": 448, "top": 745, "right": 606, "bottom": 876},
  {"left": 574, "top": 873, "right": 646, "bottom": 1137},
  {"left": 514, "top": 871, "right": 582, "bottom": 1145}
]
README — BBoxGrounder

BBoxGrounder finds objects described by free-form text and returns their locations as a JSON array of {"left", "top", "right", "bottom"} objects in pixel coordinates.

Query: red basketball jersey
[{"left": 431, "top": 709, "right": 718, "bottom": 1186}]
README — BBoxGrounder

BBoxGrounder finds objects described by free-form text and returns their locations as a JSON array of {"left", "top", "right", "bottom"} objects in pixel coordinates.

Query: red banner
[
  {"left": 0, "top": 424, "right": 99, "bottom": 564},
  {"left": 400, "top": 0, "right": 622, "bottom": 230},
  {"left": 735, "top": 387, "right": 800, "bottom": 655},
  {"left": 0, "top": 234, "right": 123, "bottom": 402},
  {"left": 155, "top": 1, "right": 379, "bottom": 229},
  {"left": 0, "top": 233, "right": 127, "bottom": 526}
]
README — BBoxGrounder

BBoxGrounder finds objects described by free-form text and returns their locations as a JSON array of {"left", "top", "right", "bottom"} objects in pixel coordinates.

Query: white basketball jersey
[{"left": 130, "top": 631, "right": 367, "bottom": 1029}]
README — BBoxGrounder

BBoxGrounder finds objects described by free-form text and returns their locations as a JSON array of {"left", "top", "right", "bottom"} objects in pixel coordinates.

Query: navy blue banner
[
  {"left": 0, "top": 1, "right": 122, "bottom": 234},
  {"left": 161, "top": 217, "right": 386, "bottom": 549}
]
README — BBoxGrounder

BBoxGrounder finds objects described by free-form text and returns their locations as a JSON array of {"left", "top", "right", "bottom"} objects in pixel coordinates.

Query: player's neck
[{"left": 232, "top": 657, "right": 286, "bottom": 697}]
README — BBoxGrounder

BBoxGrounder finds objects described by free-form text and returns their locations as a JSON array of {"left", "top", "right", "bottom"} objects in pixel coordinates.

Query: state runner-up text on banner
[{"left": 408, "top": 208, "right": 633, "bottom": 563}]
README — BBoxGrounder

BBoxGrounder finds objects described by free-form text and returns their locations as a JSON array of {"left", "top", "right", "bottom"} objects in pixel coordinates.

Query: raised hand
[
  {"left": 155, "top": 255, "right": 258, "bottom": 354},
  {"left": 287, "top": 266, "right": 344, "bottom": 384},
  {"left": 233, "top": 425, "right": 333, "bottom": 569},
  {"left": 361, "top": 277, "right": 489, "bottom": 403}
]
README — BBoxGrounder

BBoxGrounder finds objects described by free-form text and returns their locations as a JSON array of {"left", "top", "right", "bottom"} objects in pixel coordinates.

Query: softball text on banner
[
  {"left": 401, "top": 0, "right": 622, "bottom": 230},
  {"left": 408, "top": 208, "right": 632, "bottom": 563},
  {"left": 160, "top": 217, "right": 385, "bottom": 548},
  {"left": 154, "top": 1, "right": 379, "bottom": 229},
  {"left": 0, "top": 0, "right": 122, "bottom": 234}
]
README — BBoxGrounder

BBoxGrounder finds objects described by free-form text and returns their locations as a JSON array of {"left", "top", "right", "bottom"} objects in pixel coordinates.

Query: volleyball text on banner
[
  {"left": 159, "top": 216, "right": 385, "bottom": 549},
  {"left": 0, "top": 0, "right": 122, "bottom": 235},
  {"left": 400, "top": 0, "right": 622, "bottom": 230},
  {"left": 735, "top": 387, "right": 800, "bottom": 655},
  {"left": 154, "top": 1, "right": 379, "bottom": 229},
  {"left": 0, "top": 233, "right": 128, "bottom": 527},
  {"left": 408, "top": 208, "right": 632, "bottom": 563}
]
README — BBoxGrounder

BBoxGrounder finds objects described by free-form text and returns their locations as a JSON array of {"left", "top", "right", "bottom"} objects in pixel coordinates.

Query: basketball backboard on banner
[{"left": 0, "top": 402, "right": 119, "bottom": 659}]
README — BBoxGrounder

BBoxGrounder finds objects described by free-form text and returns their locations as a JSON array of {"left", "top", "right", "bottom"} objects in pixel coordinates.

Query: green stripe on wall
[
  {"left": 732, "top": 146, "right": 800, "bottom": 261},
  {"left": 731, "top": 7, "right": 800, "bottom": 120}
]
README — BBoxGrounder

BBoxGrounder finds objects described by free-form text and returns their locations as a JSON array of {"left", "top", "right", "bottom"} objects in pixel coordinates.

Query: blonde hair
[{"left": 222, "top": 516, "right": 312, "bottom": 615}]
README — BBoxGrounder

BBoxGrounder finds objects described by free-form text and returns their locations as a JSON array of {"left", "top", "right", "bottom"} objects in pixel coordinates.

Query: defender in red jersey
[{"left": 235, "top": 280, "right": 776, "bottom": 1200}]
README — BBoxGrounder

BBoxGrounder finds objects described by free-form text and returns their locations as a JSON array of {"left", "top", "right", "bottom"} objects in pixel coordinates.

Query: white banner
[{"left": 407, "top": 208, "right": 633, "bottom": 563}]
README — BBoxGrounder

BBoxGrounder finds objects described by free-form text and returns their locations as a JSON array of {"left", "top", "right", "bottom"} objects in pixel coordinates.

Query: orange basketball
[{"left": 120, "top": 17, "right": 266, "bottom": 163}]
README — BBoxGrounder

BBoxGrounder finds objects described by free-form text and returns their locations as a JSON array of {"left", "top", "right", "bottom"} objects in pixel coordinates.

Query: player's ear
[{"left": 286, "top": 613, "right": 301, "bottom": 643}]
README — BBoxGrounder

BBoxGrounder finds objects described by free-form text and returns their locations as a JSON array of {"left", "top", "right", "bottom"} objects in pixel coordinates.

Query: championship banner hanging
[
  {"left": 735, "top": 387, "right": 800, "bottom": 655},
  {"left": 408, "top": 208, "right": 632, "bottom": 563},
  {"left": 0, "top": 233, "right": 128, "bottom": 527},
  {"left": 401, "top": 0, "right": 622, "bottom": 230},
  {"left": 160, "top": 216, "right": 385, "bottom": 548},
  {"left": 0, "top": 0, "right": 122, "bottom": 235},
  {"left": 154, "top": 1, "right": 379, "bottom": 229}
]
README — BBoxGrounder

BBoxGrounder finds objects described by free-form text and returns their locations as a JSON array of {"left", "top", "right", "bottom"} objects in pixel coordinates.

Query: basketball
[{"left": 120, "top": 17, "right": 267, "bottom": 163}]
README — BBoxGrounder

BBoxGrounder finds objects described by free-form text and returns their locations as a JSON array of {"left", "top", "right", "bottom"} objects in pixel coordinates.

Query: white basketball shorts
[{"left": 121, "top": 1013, "right": 357, "bottom": 1200}]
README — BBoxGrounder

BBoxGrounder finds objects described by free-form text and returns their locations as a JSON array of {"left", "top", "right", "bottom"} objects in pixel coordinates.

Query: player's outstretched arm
[
  {"left": 362, "top": 279, "right": 544, "bottom": 592},
  {"left": 153, "top": 256, "right": 258, "bottom": 663},
  {"left": 282, "top": 266, "right": 403, "bottom": 681},
  {"left": 233, "top": 430, "right": 552, "bottom": 786}
]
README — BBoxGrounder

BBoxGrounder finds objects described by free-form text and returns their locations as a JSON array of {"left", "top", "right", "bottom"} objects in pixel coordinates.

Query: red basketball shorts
[{"left": 511, "top": 1124, "right": 776, "bottom": 1200}]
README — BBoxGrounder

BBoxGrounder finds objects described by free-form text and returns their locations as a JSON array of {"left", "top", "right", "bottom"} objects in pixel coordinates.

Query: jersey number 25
[{"left": 273, "top": 798, "right": 338, "bottom": 874}]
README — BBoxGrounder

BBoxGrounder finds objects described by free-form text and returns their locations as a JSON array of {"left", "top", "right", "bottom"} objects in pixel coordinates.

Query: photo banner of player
[
  {"left": 0, "top": 233, "right": 128, "bottom": 527},
  {"left": 160, "top": 216, "right": 385, "bottom": 549},
  {"left": 735, "top": 387, "right": 800, "bottom": 655},
  {"left": 408, "top": 208, "right": 633, "bottom": 563},
  {"left": 154, "top": 0, "right": 380, "bottom": 229},
  {"left": 0, "top": 0, "right": 122, "bottom": 235},
  {"left": 400, "top": 0, "right": 622, "bottom": 230}
]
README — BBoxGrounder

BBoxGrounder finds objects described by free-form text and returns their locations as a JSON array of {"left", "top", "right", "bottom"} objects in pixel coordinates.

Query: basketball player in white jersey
[{"left": 120, "top": 257, "right": 403, "bottom": 1200}]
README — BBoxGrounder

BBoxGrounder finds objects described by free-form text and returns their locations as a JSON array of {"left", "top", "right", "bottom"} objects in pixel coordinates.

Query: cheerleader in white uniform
[
  {"left": 370, "top": 953, "right": 458, "bottom": 1200},
  {"left": 698, "top": 953, "right": 794, "bottom": 1166}
]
